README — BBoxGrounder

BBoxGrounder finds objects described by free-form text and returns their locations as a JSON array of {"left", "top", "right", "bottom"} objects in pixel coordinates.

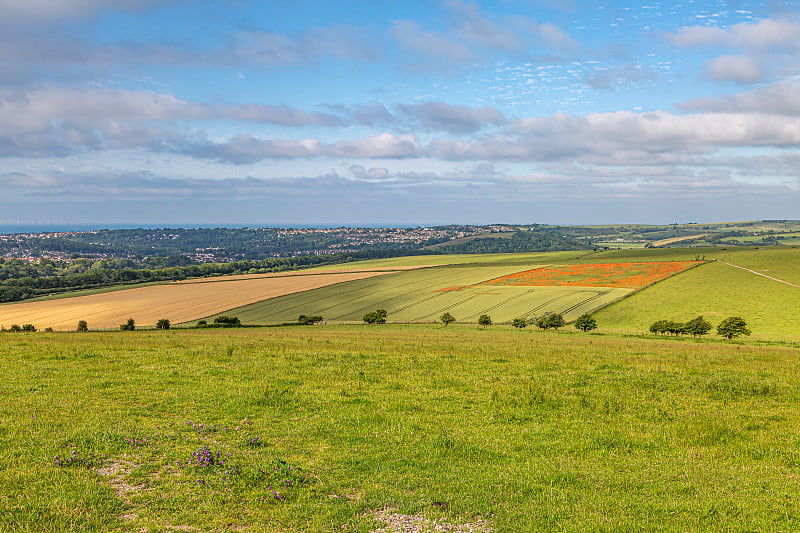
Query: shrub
[
  {"left": 440, "top": 312, "right": 456, "bottom": 326},
  {"left": 536, "top": 313, "right": 564, "bottom": 330},
  {"left": 156, "top": 319, "right": 171, "bottom": 330},
  {"left": 363, "top": 309, "right": 387, "bottom": 324},
  {"left": 213, "top": 316, "right": 241, "bottom": 327},
  {"left": 684, "top": 316, "right": 712, "bottom": 337},
  {"left": 76, "top": 320, "right": 89, "bottom": 332},
  {"left": 120, "top": 318, "right": 135, "bottom": 331},
  {"left": 574, "top": 314, "right": 597, "bottom": 332},
  {"left": 21, "top": 324, "right": 37, "bottom": 332},
  {"left": 717, "top": 316, "right": 751, "bottom": 339},
  {"left": 512, "top": 317, "right": 527, "bottom": 329},
  {"left": 298, "top": 315, "right": 323, "bottom": 325}
]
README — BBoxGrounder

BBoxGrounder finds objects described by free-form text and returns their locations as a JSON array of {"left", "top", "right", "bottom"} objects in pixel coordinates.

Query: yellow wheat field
[{"left": 0, "top": 270, "right": 398, "bottom": 331}]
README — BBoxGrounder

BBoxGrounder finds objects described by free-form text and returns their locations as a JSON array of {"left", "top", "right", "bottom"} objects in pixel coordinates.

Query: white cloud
[
  {"left": 704, "top": 55, "right": 764, "bottom": 83},
  {"left": 666, "top": 17, "right": 800, "bottom": 50},
  {"left": 679, "top": 78, "right": 800, "bottom": 114}
]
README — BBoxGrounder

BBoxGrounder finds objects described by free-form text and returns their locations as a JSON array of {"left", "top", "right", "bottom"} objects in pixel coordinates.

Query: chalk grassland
[
  {"left": 596, "top": 260, "right": 800, "bottom": 340},
  {"left": 0, "top": 271, "right": 396, "bottom": 331},
  {"left": 3, "top": 326, "right": 800, "bottom": 531},
  {"left": 211, "top": 265, "right": 634, "bottom": 324}
]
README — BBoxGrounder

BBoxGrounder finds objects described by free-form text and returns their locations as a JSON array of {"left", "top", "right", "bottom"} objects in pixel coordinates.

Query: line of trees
[
  {"left": 0, "top": 249, "right": 435, "bottom": 303},
  {"left": 650, "top": 316, "right": 750, "bottom": 339}
]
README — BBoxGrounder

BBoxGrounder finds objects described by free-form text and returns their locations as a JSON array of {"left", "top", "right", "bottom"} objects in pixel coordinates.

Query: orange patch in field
[
  {"left": 434, "top": 285, "right": 469, "bottom": 292},
  {"left": 481, "top": 261, "right": 702, "bottom": 289}
]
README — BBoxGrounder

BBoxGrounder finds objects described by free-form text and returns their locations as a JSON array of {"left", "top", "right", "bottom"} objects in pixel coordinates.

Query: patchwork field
[
  {"left": 3, "top": 326, "right": 800, "bottom": 531},
  {"left": 209, "top": 262, "right": 667, "bottom": 325},
  {"left": 0, "top": 270, "right": 398, "bottom": 331}
]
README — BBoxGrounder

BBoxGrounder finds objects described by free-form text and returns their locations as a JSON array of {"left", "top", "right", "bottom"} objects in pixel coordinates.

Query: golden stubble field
[{"left": 0, "top": 270, "right": 403, "bottom": 331}]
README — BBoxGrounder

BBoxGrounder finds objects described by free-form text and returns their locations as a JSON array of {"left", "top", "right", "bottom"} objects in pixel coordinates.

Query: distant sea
[{"left": 0, "top": 223, "right": 422, "bottom": 234}]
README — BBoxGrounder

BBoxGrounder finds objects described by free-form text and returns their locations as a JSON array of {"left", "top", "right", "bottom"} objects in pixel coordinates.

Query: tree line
[{"left": 0, "top": 249, "right": 432, "bottom": 303}]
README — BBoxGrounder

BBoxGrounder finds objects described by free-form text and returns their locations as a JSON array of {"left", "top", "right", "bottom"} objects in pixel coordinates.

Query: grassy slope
[
  {"left": 209, "top": 265, "right": 632, "bottom": 324},
  {"left": 596, "top": 260, "right": 800, "bottom": 340},
  {"left": 2, "top": 326, "right": 800, "bottom": 531}
]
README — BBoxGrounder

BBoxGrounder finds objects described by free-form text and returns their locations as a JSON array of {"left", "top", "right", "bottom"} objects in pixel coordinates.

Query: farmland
[
  {"left": 0, "top": 270, "right": 399, "bottom": 331},
  {"left": 208, "top": 264, "right": 636, "bottom": 325},
  {"left": 3, "top": 326, "right": 800, "bottom": 531}
]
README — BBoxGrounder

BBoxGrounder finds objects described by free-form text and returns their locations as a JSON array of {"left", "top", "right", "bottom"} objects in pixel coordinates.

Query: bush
[
  {"left": 717, "top": 316, "right": 751, "bottom": 339},
  {"left": 574, "top": 314, "right": 597, "bottom": 332},
  {"left": 298, "top": 315, "right": 323, "bottom": 325},
  {"left": 684, "top": 316, "right": 712, "bottom": 337},
  {"left": 511, "top": 317, "right": 527, "bottom": 329},
  {"left": 22, "top": 324, "right": 37, "bottom": 332},
  {"left": 213, "top": 316, "right": 241, "bottom": 327},
  {"left": 120, "top": 318, "right": 135, "bottom": 331},
  {"left": 363, "top": 309, "right": 387, "bottom": 324},
  {"left": 196, "top": 320, "right": 207, "bottom": 326},
  {"left": 156, "top": 319, "right": 171, "bottom": 330},
  {"left": 478, "top": 314, "right": 492, "bottom": 327},
  {"left": 536, "top": 313, "right": 564, "bottom": 330},
  {"left": 76, "top": 320, "right": 88, "bottom": 332}
]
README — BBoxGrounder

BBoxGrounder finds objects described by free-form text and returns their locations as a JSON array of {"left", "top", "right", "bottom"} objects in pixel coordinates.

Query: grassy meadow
[{"left": 3, "top": 325, "right": 800, "bottom": 531}]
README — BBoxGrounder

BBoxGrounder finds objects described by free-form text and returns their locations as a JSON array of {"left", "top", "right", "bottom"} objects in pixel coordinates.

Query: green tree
[
  {"left": 298, "top": 315, "right": 323, "bottom": 325},
  {"left": 76, "top": 320, "right": 88, "bottom": 332},
  {"left": 649, "top": 320, "right": 669, "bottom": 334},
  {"left": 120, "top": 318, "right": 135, "bottom": 331},
  {"left": 478, "top": 314, "right": 492, "bottom": 327},
  {"left": 537, "top": 312, "right": 564, "bottom": 330},
  {"left": 684, "top": 316, "right": 712, "bottom": 337},
  {"left": 574, "top": 314, "right": 597, "bottom": 332},
  {"left": 156, "top": 318, "right": 171, "bottom": 330},
  {"left": 9, "top": 324, "right": 22, "bottom": 332},
  {"left": 213, "top": 316, "right": 241, "bottom": 327},
  {"left": 717, "top": 316, "right": 751, "bottom": 339},
  {"left": 440, "top": 312, "right": 456, "bottom": 326},
  {"left": 511, "top": 317, "right": 527, "bottom": 329},
  {"left": 22, "top": 324, "right": 36, "bottom": 332},
  {"left": 363, "top": 309, "right": 388, "bottom": 324}
]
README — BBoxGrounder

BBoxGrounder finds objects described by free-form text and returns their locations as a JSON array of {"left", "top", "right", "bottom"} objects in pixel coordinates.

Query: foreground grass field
[{"left": 3, "top": 326, "right": 800, "bottom": 531}]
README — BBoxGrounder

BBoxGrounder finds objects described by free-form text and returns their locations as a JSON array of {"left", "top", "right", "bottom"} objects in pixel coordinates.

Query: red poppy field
[{"left": 481, "top": 261, "right": 703, "bottom": 289}]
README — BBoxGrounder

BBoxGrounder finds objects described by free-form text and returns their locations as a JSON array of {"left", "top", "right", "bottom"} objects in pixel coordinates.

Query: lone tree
[
  {"left": 512, "top": 317, "right": 527, "bottom": 329},
  {"left": 363, "top": 309, "right": 388, "bottom": 324},
  {"left": 478, "top": 314, "right": 492, "bottom": 327},
  {"left": 156, "top": 319, "right": 171, "bottom": 330},
  {"left": 574, "top": 314, "right": 597, "bottom": 332},
  {"left": 684, "top": 316, "right": 712, "bottom": 337},
  {"left": 440, "top": 312, "right": 456, "bottom": 326},
  {"left": 76, "top": 320, "right": 88, "bottom": 332},
  {"left": 536, "top": 312, "right": 565, "bottom": 330},
  {"left": 120, "top": 318, "right": 135, "bottom": 331},
  {"left": 717, "top": 316, "right": 751, "bottom": 339}
]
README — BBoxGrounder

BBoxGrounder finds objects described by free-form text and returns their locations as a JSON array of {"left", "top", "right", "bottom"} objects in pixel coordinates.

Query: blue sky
[{"left": 1, "top": 0, "right": 800, "bottom": 226}]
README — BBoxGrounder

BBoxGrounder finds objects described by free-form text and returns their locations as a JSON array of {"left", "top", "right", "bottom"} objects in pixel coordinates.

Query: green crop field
[
  {"left": 209, "top": 265, "right": 633, "bottom": 325},
  {"left": 3, "top": 326, "right": 800, "bottom": 531},
  {"left": 596, "top": 260, "right": 800, "bottom": 340}
]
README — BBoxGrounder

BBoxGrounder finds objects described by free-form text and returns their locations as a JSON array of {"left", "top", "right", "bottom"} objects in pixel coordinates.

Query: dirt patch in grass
[{"left": 370, "top": 507, "right": 491, "bottom": 533}]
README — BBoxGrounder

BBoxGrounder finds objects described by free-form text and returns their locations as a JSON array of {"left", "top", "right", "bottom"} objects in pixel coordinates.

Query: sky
[{"left": 1, "top": 0, "right": 800, "bottom": 226}]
